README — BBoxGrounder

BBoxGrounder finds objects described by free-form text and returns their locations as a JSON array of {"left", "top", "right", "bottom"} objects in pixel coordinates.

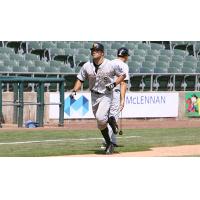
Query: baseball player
[
  {"left": 105, "top": 47, "right": 130, "bottom": 147},
  {"left": 70, "top": 42, "right": 126, "bottom": 154}
]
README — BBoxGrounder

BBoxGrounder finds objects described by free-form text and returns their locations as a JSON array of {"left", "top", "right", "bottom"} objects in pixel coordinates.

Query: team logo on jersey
[
  {"left": 64, "top": 95, "right": 89, "bottom": 116},
  {"left": 103, "top": 76, "right": 109, "bottom": 83}
]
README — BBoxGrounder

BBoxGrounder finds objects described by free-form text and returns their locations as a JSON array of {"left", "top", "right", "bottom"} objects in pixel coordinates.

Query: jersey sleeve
[
  {"left": 112, "top": 62, "right": 126, "bottom": 77},
  {"left": 77, "top": 64, "right": 87, "bottom": 81}
]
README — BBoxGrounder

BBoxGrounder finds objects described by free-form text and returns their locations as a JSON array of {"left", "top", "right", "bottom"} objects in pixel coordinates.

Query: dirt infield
[{"left": 66, "top": 145, "right": 200, "bottom": 157}]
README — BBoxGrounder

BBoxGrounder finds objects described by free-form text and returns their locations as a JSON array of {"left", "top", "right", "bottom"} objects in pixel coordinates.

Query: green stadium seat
[
  {"left": 75, "top": 54, "right": 89, "bottom": 66},
  {"left": 35, "top": 60, "right": 50, "bottom": 67},
  {"left": 25, "top": 53, "right": 40, "bottom": 61},
  {"left": 44, "top": 67, "right": 60, "bottom": 73},
  {"left": 106, "top": 55, "right": 116, "bottom": 60},
  {"left": 56, "top": 42, "right": 70, "bottom": 49},
  {"left": 131, "top": 55, "right": 145, "bottom": 63},
  {"left": 28, "top": 66, "right": 45, "bottom": 73},
  {"left": 184, "top": 55, "right": 197, "bottom": 62},
  {"left": 106, "top": 49, "right": 117, "bottom": 56},
  {"left": 128, "top": 61, "right": 142, "bottom": 68},
  {"left": 65, "top": 48, "right": 75, "bottom": 56},
  {"left": 0, "top": 47, "right": 15, "bottom": 54},
  {"left": 129, "top": 66, "right": 140, "bottom": 73},
  {"left": 134, "top": 49, "right": 146, "bottom": 57},
  {"left": 169, "top": 61, "right": 183, "bottom": 69},
  {"left": 4, "top": 60, "right": 19, "bottom": 67},
  {"left": 197, "top": 62, "right": 200, "bottom": 68},
  {"left": 19, "top": 60, "right": 35, "bottom": 67},
  {"left": 111, "top": 43, "right": 122, "bottom": 50},
  {"left": 70, "top": 42, "right": 83, "bottom": 49},
  {"left": 160, "top": 49, "right": 174, "bottom": 57},
  {"left": 12, "top": 66, "right": 28, "bottom": 72},
  {"left": 181, "top": 67, "right": 196, "bottom": 73},
  {"left": 140, "top": 67, "right": 154, "bottom": 73},
  {"left": 60, "top": 66, "right": 75, "bottom": 73},
  {"left": 156, "top": 61, "right": 169, "bottom": 68},
  {"left": 183, "top": 61, "right": 197, "bottom": 69},
  {"left": 150, "top": 43, "right": 164, "bottom": 50},
  {"left": 145, "top": 55, "right": 157, "bottom": 62},
  {"left": 142, "top": 61, "right": 156, "bottom": 69},
  {"left": 50, "top": 60, "right": 65, "bottom": 67},
  {"left": 10, "top": 54, "right": 25, "bottom": 61},
  {"left": 158, "top": 55, "right": 171, "bottom": 62},
  {"left": 0, "top": 61, "right": 3, "bottom": 66},
  {"left": 42, "top": 41, "right": 56, "bottom": 49},
  {"left": 78, "top": 48, "right": 90, "bottom": 56},
  {"left": 0, "top": 53, "right": 10, "bottom": 60},
  {"left": 138, "top": 43, "right": 151, "bottom": 51},
  {"left": 124, "top": 43, "right": 138, "bottom": 51},
  {"left": 50, "top": 48, "right": 65, "bottom": 56},
  {"left": 173, "top": 49, "right": 188, "bottom": 57},
  {"left": 154, "top": 67, "right": 168, "bottom": 73},
  {"left": 83, "top": 42, "right": 94, "bottom": 49},
  {"left": 172, "top": 55, "right": 184, "bottom": 62},
  {"left": 147, "top": 49, "right": 160, "bottom": 57},
  {"left": 74, "top": 66, "right": 81, "bottom": 73},
  {"left": 168, "top": 67, "right": 181, "bottom": 73},
  {"left": 0, "top": 66, "right": 13, "bottom": 72},
  {"left": 28, "top": 41, "right": 42, "bottom": 50},
  {"left": 196, "top": 68, "right": 200, "bottom": 73}
]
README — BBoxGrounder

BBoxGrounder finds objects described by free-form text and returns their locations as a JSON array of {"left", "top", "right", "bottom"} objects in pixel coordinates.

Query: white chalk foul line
[{"left": 0, "top": 136, "right": 140, "bottom": 145}]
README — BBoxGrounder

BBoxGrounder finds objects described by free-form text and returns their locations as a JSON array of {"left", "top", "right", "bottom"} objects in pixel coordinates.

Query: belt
[
  {"left": 114, "top": 89, "right": 120, "bottom": 92},
  {"left": 91, "top": 90, "right": 104, "bottom": 95}
]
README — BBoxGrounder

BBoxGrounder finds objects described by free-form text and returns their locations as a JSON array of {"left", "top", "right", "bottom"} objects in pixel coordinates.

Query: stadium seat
[
  {"left": 56, "top": 42, "right": 70, "bottom": 49},
  {"left": 12, "top": 66, "right": 28, "bottom": 72},
  {"left": 154, "top": 67, "right": 168, "bottom": 73},
  {"left": 140, "top": 67, "right": 154, "bottom": 73},
  {"left": 0, "top": 47, "right": 15, "bottom": 54},
  {"left": 0, "top": 53, "right": 10, "bottom": 60},
  {"left": 35, "top": 60, "right": 50, "bottom": 67},
  {"left": 150, "top": 43, "right": 164, "bottom": 50},
  {"left": 28, "top": 66, "right": 45, "bottom": 73},
  {"left": 74, "top": 66, "right": 81, "bottom": 73},
  {"left": 60, "top": 66, "right": 75, "bottom": 73},
  {"left": 50, "top": 60, "right": 65, "bottom": 67},
  {"left": 169, "top": 61, "right": 183, "bottom": 69},
  {"left": 0, "top": 61, "right": 3, "bottom": 66},
  {"left": 173, "top": 49, "right": 188, "bottom": 57},
  {"left": 75, "top": 54, "right": 89, "bottom": 66},
  {"left": 147, "top": 49, "right": 160, "bottom": 57},
  {"left": 196, "top": 67, "right": 200, "bottom": 73},
  {"left": 25, "top": 53, "right": 40, "bottom": 61},
  {"left": 0, "top": 66, "right": 13, "bottom": 72},
  {"left": 65, "top": 48, "right": 75, "bottom": 56},
  {"left": 183, "top": 61, "right": 197, "bottom": 69},
  {"left": 158, "top": 55, "right": 171, "bottom": 62},
  {"left": 137, "top": 43, "right": 151, "bottom": 51},
  {"left": 10, "top": 54, "right": 25, "bottom": 61},
  {"left": 50, "top": 48, "right": 65, "bottom": 56},
  {"left": 83, "top": 42, "right": 94, "bottom": 49},
  {"left": 4, "top": 60, "right": 19, "bottom": 67},
  {"left": 42, "top": 41, "right": 56, "bottom": 49},
  {"left": 106, "top": 49, "right": 117, "bottom": 56},
  {"left": 19, "top": 60, "right": 35, "bottom": 67},
  {"left": 128, "top": 61, "right": 142, "bottom": 68},
  {"left": 129, "top": 66, "right": 140, "bottom": 73},
  {"left": 156, "top": 61, "right": 169, "bottom": 68},
  {"left": 28, "top": 41, "right": 42, "bottom": 50},
  {"left": 70, "top": 42, "right": 83, "bottom": 49},
  {"left": 124, "top": 43, "right": 138, "bottom": 51},
  {"left": 172, "top": 55, "right": 184, "bottom": 62},
  {"left": 131, "top": 55, "right": 145, "bottom": 63},
  {"left": 134, "top": 49, "right": 146, "bottom": 57},
  {"left": 197, "top": 61, "right": 200, "bottom": 68},
  {"left": 168, "top": 67, "right": 181, "bottom": 73},
  {"left": 44, "top": 67, "right": 60, "bottom": 73},
  {"left": 160, "top": 49, "right": 174, "bottom": 57},
  {"left": 142, "top": 61, "right": 156, "bottom": 69},
  {"left": 106, "top": 55, "right": 116, "bottom": 60},
  {"left": 145, "top": 55, "right": 157, "bottom": 62},
  {"left": 184, "top": 55, "right": 197, "bottom": 62},
  {"left": 78, "top": 48, "right": 90, "bottom": 56},
  {"left": 181, "top": 67, "right": 196, "bottom": 73},
  {"left": 111, "top": 43, "right": 122, "bottom": 50}
]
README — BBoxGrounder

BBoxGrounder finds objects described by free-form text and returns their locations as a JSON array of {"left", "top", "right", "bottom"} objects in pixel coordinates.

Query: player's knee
[{"left": 96, "top": 114, "right": 107, "bottom": 130}]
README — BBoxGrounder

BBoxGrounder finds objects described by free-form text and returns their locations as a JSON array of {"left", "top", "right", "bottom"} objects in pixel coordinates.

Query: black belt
[
  {"left": 91, "top": 90, "right": 104, "bottom": 95},
  {"left": 114, "top": 89, "right": 120, "bottom": 92}
]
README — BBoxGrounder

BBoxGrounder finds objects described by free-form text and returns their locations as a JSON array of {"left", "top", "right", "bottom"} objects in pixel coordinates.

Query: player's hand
[
  {"left": 106, "top": 82, "right": 116, "bottom": 91},
  {"left": 69, "top": 90, "right": 76, "bottom": 99}
]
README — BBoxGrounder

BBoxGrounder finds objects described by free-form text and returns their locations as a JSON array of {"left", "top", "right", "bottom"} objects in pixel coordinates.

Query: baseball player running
[
  {"left": 105, "top": 47, "right": 130, "bottom": 147},
  {"left": 70, "top": 42, "right": 126, "bottom": 154}
]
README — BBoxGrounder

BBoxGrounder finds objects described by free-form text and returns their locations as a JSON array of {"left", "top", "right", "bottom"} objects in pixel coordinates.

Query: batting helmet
[
  {"left": 90, "top": 42, "right": 104, "bottom": 52},
  {"left": 117, "top": 47, "right": 130, "bottom": 57}
]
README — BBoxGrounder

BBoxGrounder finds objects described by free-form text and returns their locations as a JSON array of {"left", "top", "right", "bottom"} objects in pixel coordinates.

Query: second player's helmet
[
  {"left": 117, "top": 47, "right": 130, "bottom": 57},
  {"left": 90, "top": 42, "right": 104, "bottom": 52}
]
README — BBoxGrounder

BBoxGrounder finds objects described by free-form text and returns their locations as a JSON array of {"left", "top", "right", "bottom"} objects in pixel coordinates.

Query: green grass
[{"left": 0, "top": 127, "right": 200, "bottom": 156}]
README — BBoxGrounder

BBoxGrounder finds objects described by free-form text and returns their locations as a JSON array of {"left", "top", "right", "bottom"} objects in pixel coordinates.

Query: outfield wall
[{"left": 0, "top": 91, "right": 195, "bottom": 124}]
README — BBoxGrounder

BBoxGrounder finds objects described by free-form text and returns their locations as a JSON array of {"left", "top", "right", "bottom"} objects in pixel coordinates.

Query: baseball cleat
[
  {"left": 108, "top": 116, "right": 119, "bottom": 135},
  {"left": 105, "top": 143, "right": 114, "bottom": 154}
]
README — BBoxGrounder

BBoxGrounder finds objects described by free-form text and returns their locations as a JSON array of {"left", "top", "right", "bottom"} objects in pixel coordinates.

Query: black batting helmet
[
  {"left": 90, "top": 42, "right": 104, "bottom": 52},
  {"left": 117, "top": 47, "right": 130, "bottom": 57}
]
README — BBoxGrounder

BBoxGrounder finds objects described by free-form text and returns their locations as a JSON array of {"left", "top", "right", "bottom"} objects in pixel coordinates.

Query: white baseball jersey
[
  {"left": 111, "top": 58, "right": 129, "bottom": 90},
  {"left": 77, "top": 58, "right": 125, "bottom": 94}
]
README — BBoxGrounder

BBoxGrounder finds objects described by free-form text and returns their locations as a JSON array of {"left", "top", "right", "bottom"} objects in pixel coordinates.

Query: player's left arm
[{"left": 120, "top": 80, "right": 128, "bottom": 111}]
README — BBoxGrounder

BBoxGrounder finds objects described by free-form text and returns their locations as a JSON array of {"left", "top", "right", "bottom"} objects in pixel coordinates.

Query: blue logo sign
[{"left": 64, "top": 95, "right": 89, "bottom": 116}]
